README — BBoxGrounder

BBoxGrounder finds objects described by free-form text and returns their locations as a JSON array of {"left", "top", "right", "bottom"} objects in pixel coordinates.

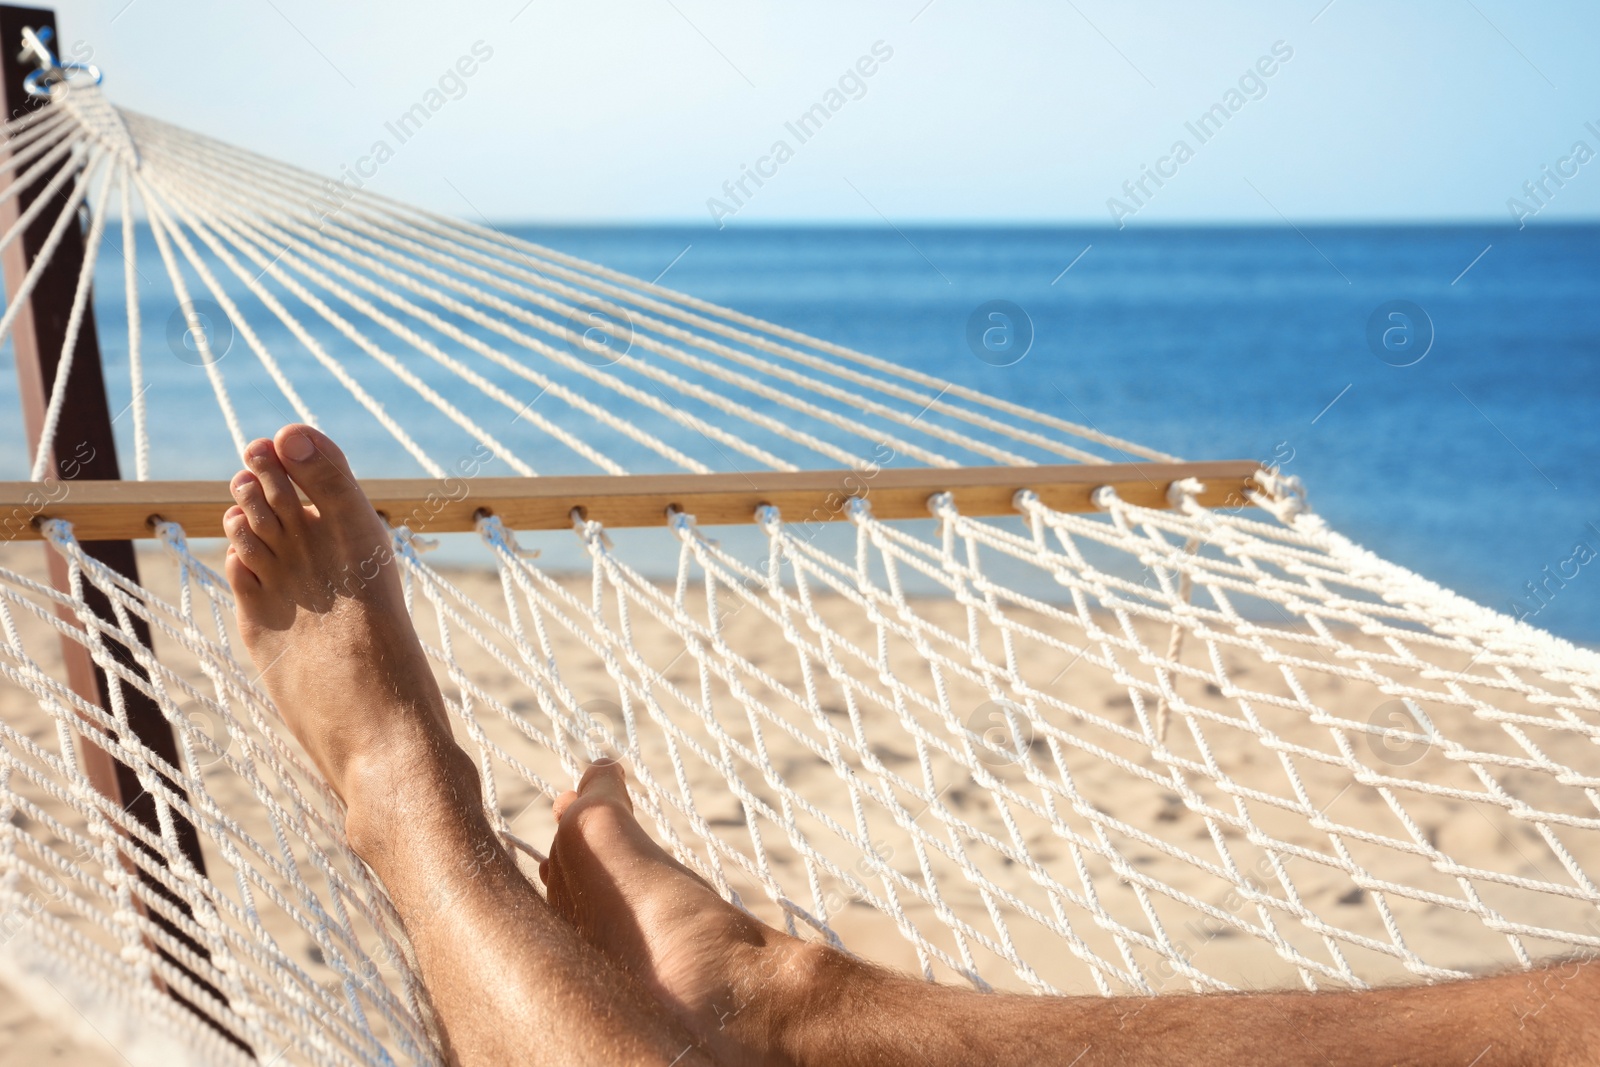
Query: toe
[
  {"left": 230, "top": 470, "right": 283, "bottom": 541},
  {"left": 243, "top": 438, "right": 307, "bottom": 532},
  {"left": 224, "top": 544, "right": 261, "bottom": 595},
  {"left": 576, "top": 759, "right": 634, "bottom": 813},
  {"left": 552, "top": 789, "right": 581, "bottom": 822},
  {"left": 273, "top": 424, "right": 365, "bottom": 514},
  {"left": 224, "top": 505, "right": 273, "bottom": 571}
]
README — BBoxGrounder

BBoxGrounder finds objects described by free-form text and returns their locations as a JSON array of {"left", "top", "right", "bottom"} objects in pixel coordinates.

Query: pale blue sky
[{"left": 49, "top": 0, "right": 1600, "bottom": 225}]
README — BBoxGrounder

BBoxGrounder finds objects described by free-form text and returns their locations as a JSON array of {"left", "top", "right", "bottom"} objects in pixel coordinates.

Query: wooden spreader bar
[{"left": 1, "top": 460, "right": 1261, "bottom": 542}]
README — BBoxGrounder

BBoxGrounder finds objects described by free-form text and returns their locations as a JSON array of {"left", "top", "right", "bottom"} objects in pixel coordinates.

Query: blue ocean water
[
  {"left": 2, "top": 224, "right": 1596, "bottom": 643},
  {"left": 507, "top": 224, "right": 1599, "bottom": 643}
]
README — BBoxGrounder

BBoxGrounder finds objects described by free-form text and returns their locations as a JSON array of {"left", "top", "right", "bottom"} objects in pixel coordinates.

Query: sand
[{"left": 3, "top": 534, "right": 1598, "bottom": 1065}]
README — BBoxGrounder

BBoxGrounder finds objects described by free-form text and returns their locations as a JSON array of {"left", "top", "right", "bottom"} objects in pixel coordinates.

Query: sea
[{"left": 2, "top": 223, "right": 1597, "bottom": 644}]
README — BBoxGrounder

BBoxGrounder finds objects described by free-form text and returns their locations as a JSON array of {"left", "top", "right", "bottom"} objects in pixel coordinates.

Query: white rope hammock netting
[{"left": 2, "top": 80, "right": 1600, "bottom": 1066}]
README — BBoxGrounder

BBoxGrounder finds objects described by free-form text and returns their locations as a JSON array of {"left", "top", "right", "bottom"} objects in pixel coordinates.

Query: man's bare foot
[
  {"left": 223, "top": 424, "right": 473, "bottom": 854},
  {"left": 541, "top": 761, "right": 835, "bottom": 1066}
]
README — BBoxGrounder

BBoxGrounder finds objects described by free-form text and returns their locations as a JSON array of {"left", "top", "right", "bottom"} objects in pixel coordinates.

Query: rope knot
[
  {"left": 476, "top": 512, "right": 542, "bottom": 559},
  {"left": 153, "top": 520, "right": 189, "bottom": 555},
  {"left": 1090, "top": 485, "right": 1120, "bottom": 511},
  {"left": 1166, "top": 477, "right": 1205, "bottom": 509},
  {"left": 569, "top": 509, "right": 614, "bottom": 553},
  {"left": 392, "top": 525, "right": 441, "bottom": 555},
  {"left": 1250, "top": 469, "right": 1318, "bottom": 527},
  {"left": 37, "top": 517, "right": 74, "bottom": 545},
  {"left": 667, "top": 507, "right": 718, "bottom": 547},
  {"left": 844, "top": 496, "right": 874, "bottom": 524},
  {"left": 926, "top": 491, "right": 957, "bottom": 520}
]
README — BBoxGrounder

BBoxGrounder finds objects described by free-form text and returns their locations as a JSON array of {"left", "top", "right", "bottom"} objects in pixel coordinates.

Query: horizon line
[{"left": 455, "top": 217, "right": 1600, "bottom": 230}]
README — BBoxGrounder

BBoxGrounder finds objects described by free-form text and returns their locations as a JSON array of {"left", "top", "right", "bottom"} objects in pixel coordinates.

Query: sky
[{"left": 41, "top": 0, "right": 1600, "bottom": 226}]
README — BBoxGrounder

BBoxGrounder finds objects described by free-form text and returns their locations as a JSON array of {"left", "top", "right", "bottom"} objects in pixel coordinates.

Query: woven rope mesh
[{"left": 2, "top": 82, "right": 1600, "bottom": 1065}]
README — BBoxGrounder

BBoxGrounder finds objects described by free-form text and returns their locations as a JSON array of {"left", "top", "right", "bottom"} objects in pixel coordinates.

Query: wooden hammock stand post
[{"left": 0, "top": 4, "right": 242, "bottom": 1046}]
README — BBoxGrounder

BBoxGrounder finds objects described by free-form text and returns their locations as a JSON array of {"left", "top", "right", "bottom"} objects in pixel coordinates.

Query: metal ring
[{"left": 23, "top": 62, "right": 103, "bottom": 99}]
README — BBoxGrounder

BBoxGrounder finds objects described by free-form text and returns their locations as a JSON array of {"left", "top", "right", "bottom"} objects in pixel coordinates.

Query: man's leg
[
  {"left": 543, "top": 761, "right": 1600, "bottom": 1067},
  {"left": 224, "top": 425, "right": 710, "bottom": 1067}
]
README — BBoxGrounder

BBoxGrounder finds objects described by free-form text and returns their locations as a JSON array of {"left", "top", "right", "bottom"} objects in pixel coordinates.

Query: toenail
[
  {"left": 246, "top": 439, "right": 273, "bottom": 461},
  {"left": 231, "top": 471, "right": 256, "bottom": 491},
  {"left": 281, "top": 432, "right": 314, "bottom": 462}
]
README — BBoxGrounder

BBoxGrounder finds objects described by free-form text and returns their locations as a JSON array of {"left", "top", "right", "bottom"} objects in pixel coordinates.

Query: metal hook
[
  {"left": 17, "top": 25, "right": 53, "bottom": 65},
  {"left": 19, "top": 25, "right": 102, "bottom": 98}
]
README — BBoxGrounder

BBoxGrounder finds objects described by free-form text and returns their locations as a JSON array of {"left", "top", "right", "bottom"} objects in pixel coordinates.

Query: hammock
[{"left": 3, "top": 41, "right": 1600, "bottom": 1067}]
